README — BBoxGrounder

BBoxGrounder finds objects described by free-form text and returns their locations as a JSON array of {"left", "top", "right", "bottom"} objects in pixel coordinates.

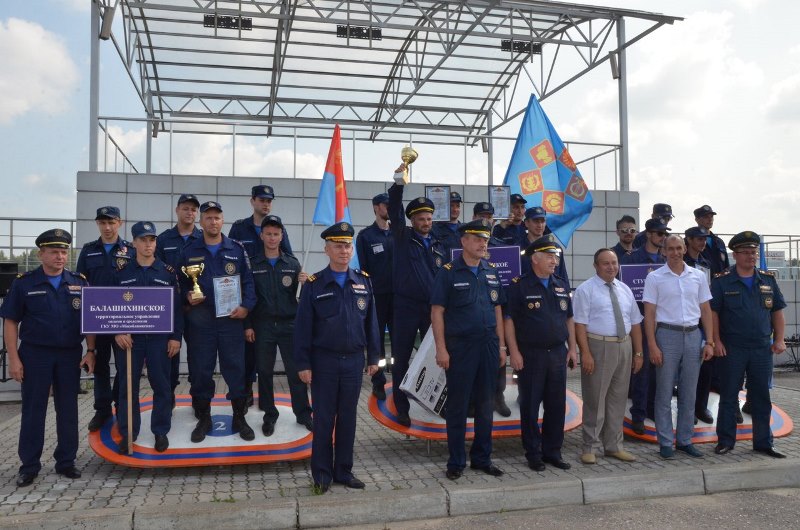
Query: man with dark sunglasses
[
  {"left": 612, "top": 215, "right": 637, "bottom": 261},
  {"left": 632, "top": 204, "right": 674, "bottom": 249}
]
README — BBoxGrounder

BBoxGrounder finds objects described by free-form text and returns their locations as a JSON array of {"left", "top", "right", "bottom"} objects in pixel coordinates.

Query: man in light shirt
[
  {"left": 573, "top": 249, "right": 644, "bottom": 465},
  {"left": 643, "top": 235, "right": 715, "bottom": 459}
]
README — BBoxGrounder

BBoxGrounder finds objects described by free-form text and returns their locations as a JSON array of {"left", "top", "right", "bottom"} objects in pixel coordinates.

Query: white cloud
[
  {"left": 0, "top": 18, "right": 79, "bottom": 124},
  {"left": 764, "top": 73, "right": 800, "bottom": 123}
]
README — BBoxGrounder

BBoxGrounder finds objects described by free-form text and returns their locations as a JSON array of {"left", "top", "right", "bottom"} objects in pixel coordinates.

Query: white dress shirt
[
  {"left": 573, "top": 275, "right": 643, "bottom": 336},
  {"left": 641, "top": 263, "right": 712, "bottom": 326}
]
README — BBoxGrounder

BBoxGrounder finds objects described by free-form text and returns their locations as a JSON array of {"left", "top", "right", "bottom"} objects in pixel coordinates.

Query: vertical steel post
[
  {"left": 89, "top": 2, "right": 100, "bottom": 171},
  {"left": 617, "top": 17, "right": 630, "bottom": 191}
]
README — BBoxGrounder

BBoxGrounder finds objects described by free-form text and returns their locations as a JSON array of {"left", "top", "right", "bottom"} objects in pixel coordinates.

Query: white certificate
[
  {"left": 213, "top": 275, "right": 242, "bottom": 318},
  {"left": 489, "top": 186, "right": 510, "bottom": 219},
  {"left": 425, "top": 185, "right": 451, "bottom": 222}
]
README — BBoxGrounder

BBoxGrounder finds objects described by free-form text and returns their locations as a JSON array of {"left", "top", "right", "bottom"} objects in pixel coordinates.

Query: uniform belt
[
  {"left": 657, "top": 323, "right": 699, "bottom": 333},
  {"left": 586, "top": 333, "right": 629, "bottom": 343}
]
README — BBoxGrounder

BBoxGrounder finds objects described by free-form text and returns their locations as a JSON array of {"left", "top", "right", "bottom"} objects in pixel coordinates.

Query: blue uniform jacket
[
  {"left": 430, "top": 256, "right": 503, "bottom": 340},
  {"left": 492, "top": 223, "right": 527, "bottom": 246},
  {"left": 228, "top": 215, "right": 293, "bottom": 259},
  {"left": 611, "top": 242, "right": 633, "bottom": 262},
  {"left": 388, "top": 184, "right": 446, "bottom": 302},
  {"left": 76, "top": 237, "right": 135, "bottom": 286},
  {"left": 520, "top": 247, "right": 570, "bottom": 288},
  {"left": 114, "top": 259, "right": 184, "bottom": 342},
  {"left": 710, "top": 267, "right": 785, "bottom": 349},
  {"left": 701, "top": 232, "right": 730, "bottom": 274},
  {"left": 293, "top": 267, "right": 381, "bottom": 371},
  {"left": 178, "top": 235, "right": 256, "bottom": 313},
  {"left": 0, "top": 268, "right": 87, "bottom": 348},
  {"left": 621, "top": 245, "right": 666, "bottom": 266},
  {"left": 355, "top": 222, "right": 393, "bottom": 295},
  {"left": 156, "top": 225, "right": 202, "bottom": 269},
  {"left": 431, "top": 221, "right": 462, "bottom": 261},
  {"left": 246, "top": 252, "right": 301, "bottom": 322},
  {"left": 504, "top": 273, "right": 573, "bottom": 348}
]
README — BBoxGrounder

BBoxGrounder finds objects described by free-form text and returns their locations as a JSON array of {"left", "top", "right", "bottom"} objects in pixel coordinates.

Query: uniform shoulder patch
[
  {"left": 443, "top": 263, "right": 453, "bottom": 270},
  {"left": 164, "top": 264, "right": 176, "bottom": 274},
  {"left": 758, "top": 269, "right": 775, "bottom": 277},
  {"left": 355, "top": 269, "right": 370, "bottom": 277}
]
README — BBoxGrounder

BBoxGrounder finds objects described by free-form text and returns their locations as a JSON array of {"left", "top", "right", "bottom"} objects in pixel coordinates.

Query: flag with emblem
[
  {"left": 311, "top": 124, "right": 359, "bottom": 268},
  {"left": 501, "top": 94, "right": 593, "bottom": 247}
]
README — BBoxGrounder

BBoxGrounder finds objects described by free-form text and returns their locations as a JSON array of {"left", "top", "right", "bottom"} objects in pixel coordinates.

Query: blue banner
[
  {"left": 502, "top": 94, "right": 593, "bottom": 247},
  {"left": 81, "top": 287, "right": 174, "bottom": 334},
  {"left": 619, "top": 264, "right": 664, "bottom": 302},
  {"left": 451, "top": 246, "right": 521, "bottom": 286}
]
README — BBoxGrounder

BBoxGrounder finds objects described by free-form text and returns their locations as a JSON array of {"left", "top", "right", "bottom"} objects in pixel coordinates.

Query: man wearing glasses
[
  {"left": 632, "top": 204, "right": 674, "bottom": 249},
  {"left": 621, "top": 218, "right": 668, "bottom": 435},
  {"left": 711, "top": 232, "right": 787, "bottom": 458},
  {"left": 612, "top": 215, "right": 637, "bottom": 261}
]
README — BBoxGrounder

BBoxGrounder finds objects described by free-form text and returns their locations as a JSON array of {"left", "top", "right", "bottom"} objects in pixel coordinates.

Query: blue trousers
[
  {"left": 309, "top": 353, "right": 364, "bottom": 486},
  {"left": 716, "top": 345, "right": 774, "bottom": 449},
  {"left": 18, "top": 345, "right": 81, "bottom": 475},
  {"left": 370, "top": 292, "right": 393, "bottom": 388},
  {"left": 185, "top": 306, "right": 246, "bottom": 402},
  {"left": 92, "top": 334, "right": 123, "bottom": 415},
  {"left": 116, "top": 335, "right": 173, "bottom": 438},
  {"left": 517, "top": 344, "right": 567, "bottom": 463},
  {"left": 391, "top": 296, "right": 430, "bottom": 417},
  {"left": 254, "top": 318, "right": 312, "bottom": 424},
  {"left": 444, "top": 335, "right": 498, "bottom": 471},
  {"left": 653, "top": 327, "right": 702, "bottom": 447}
]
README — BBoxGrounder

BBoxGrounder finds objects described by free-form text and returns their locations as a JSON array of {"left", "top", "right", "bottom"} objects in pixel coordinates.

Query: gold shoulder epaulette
[
  {"left": 16, "top": 273, "right": 23, "bottom": 278},
  {"left": 759, "top": 269, "right": 775, "bottom": 277},
  {"left": 357, "top": 269, "right": 369, "bottom": 277},
  {"left": 713, "top": 270, "right": 730, "bottom": 278},
  {"left": 512, "top": 276, "right": 521, "bottom": 283},
  {"left": 443, "top": 263, "right": 453, "bottom": 270},
  {"left": 165, "top": 264, "right": 175, "bottom": 274},
  {"left": 307, "top": 274, "right": 317, "bottom": 282}
]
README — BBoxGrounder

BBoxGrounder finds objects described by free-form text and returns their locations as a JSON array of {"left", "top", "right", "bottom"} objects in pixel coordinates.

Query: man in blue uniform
[
  {"left": 431, "top": 191, "right": 463, "bottom": 261},
  {"left": 356, "top": 193, "right": 394, "bottom": 400},
  {"left": 114, "top": 222, "right": 183, "bottom": 454},
  {"left": 388, "top": 178, "right": 446, "bottom": 427},
  {"left": 156, "top": 193, "right": 202, "bottom": 404},
  {"left": 632, "top": 203, "right": 673, "bottom": 249},
  {"left": 431, "top": 219, "right": 506, "bottom": 480},
  {"left": 492, "top": 193, "right": 528, "bottom": 245},
  {"left": 519, "top": 207, "right": 570, "bottom": 286},
  {"left": 621, "top": 217, "right": 668, "bottom": 434},
  {"left": 294, "top": 222, "right": 380, "bottom": 492},
  {"left": 1, "top": 229, "right": 96, "bottom": 487},
  {"left": 694, "top": 205, "right": 730, "bottom": 275},
  {"left": 711, "top": 231, "right": 787, "bottom": 458},
  {"left": 612, "top": 215, "right": 637, "bottom": 261},
  {"left": 684, "top": 226, "right": 715, "bottom": 425},
  {"left": 180, "top": 201, "right": 256, "bottom": 443},
  {"left": 76, "top": 206, "right": 135, "bottom": 432},
  {"left": 229, "top": 185, "right": 293, "bottom": 406},
  {"left": 245, "top": 215, "right": 312, "bottom": 436},
  {"left": 504, "top": 234, "right": 578, "bottom": 471}
]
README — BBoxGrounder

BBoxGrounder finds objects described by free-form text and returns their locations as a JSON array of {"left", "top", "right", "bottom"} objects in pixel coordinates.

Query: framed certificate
[
  {"left": 213, "top": 275, "right": 242, "bottom": 317},
  {"left": 489, "top": 185, "right": 510, "bottom": 219},
  {"left": 425, "top": 185, "right": 451, "bottom": 222}
]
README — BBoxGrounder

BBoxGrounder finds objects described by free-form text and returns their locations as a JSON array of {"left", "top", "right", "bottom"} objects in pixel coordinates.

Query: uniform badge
[
  {"left": 418, "top": 198, "right": 425, "bottom": 204},
  {"left": 764, "top": 296, "right": 773, "bottom": 309},
  {"left": 225, "top": 262, "right": 236, "bottom": 275},
  {"left": 340, "top": 222, "right": 348, "bottom": 231},
  {"left": 527, "top": 302, "right": 534, "bottom": 309},
  {"left": 54, "top": 229, "right": 63, "bottom": 237},
  {"left": 435, "top": 257, "right": 442, "bottom": 267},
  {"left": 116, "top": 258, "right": 127, "bottom": 268},
  {"left": 357, "top": 297, "right": 367, "bottom": 311},
  {"left": 281, "top": 275, "right": 292, "bottom": 287},
  {"left": 72, "top": 297, "right": 81, "bottom": 309},
  {"left": 490, "top": 289, "right": 498, "bottom": 302},
  {"left": 534, "top": 301, "right": 541, "bottom": 309},
  {"left": 560, "top": 299, "right": 568, "bottom": 311},
  {"left": 144, "top": 223, "right": 152, "bottom": 230},
  {"left": 101, "top": 207, "right": 108, "bottom": 214}
]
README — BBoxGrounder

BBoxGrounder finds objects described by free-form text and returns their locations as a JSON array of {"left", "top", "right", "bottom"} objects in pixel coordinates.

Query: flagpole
[{"left": 297, "top": 222, "right": 317, "bottom": 297}]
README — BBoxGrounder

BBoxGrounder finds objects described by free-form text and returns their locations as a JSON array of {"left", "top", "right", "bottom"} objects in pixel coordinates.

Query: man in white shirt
[
  {"left": 573, "top": 249, "right": 644, "bottom": 465},
  {"left": 643, "top": 235, "right": 715, "bottom": 459}
]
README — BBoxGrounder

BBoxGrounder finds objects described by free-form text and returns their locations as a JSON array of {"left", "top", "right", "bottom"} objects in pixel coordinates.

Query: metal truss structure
[{"left": 90, "top": 0, "right": 680, "bottom": 187}]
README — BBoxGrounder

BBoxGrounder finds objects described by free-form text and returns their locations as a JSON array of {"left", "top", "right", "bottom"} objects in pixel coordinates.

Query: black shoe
[
  {"left": 494, "top": 399, "right": 511, "bottom": 418},
  {"left": 528, "top": 461, "right": 546, "bottom": 472},
  {"left": 154, "top": 434, "right": 169, "bottom": 453},
  {"left": 313, "top": 483, "right": 330, "bottom": 494},
  {"left": 88, "top": 411, "right": 111, "bottom": 432},
  {"left": 696, "top": 410, "right": 714, "bottom": 424},
  {"left": 714, "top": 443, "right": 733, "bottom": 455},
  {"left": 191, "top": 414, "right": 212, "bottom": 443},
  {"left": 542, "top": 456, "right": 571, "bottom": 470},
  {"left": 470, "top": 463, "right": 504, "bottom": 477},
  {"left": 445, "top": 469, "right": 462, "bottom": 480},
  {"left": 334, "top": 476, "right": 366, "bottom": 489},
  {"left": 298, "top": 417, "right": 313, "bottom": 432},
  {"left": 56, "top": 466, "right": 81, "bottom": 479},
  {"left": 372, "top": 385, "right": 386, "bottom": 401},
  {"left": 232, "top": 399, "right": 255, "bottom": 441},
  {"left": 396, "top": 412, "right": 411, "bottom": 427},
  {"left": 742, "top": 401, "right": 752, "bottom": 415},
  {"left": 262, "top": 421, "right": 275, "bottom": 437},
  {"left": 754, "top": 447, "right": 786, "bottom": 459},
  {"left": 631, "top": 420, "right": 645, "bottom": 435},
  {"left": 735, "top": 407, "right": 744, "bottom": 424},
  {"left": 118, "top": 436, "right": 130, "bottom": 455},
  {"left": 16, "top": 472, "right": 37, "bottom": 488}
]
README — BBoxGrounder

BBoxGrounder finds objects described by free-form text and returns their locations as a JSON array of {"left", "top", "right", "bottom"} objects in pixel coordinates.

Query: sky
[{"left": 1, "top": 0, "right": 799, "bottom": 240}]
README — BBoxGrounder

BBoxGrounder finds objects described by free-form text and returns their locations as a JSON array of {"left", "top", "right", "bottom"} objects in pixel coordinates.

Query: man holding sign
[
  {"left": 180, "top": 201, "right": 256, "bottom": 443},
  {"left": 114, "top": 222, "right": 183, "bottom": 453}
]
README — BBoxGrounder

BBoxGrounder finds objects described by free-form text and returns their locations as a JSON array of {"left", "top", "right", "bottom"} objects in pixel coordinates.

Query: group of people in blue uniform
[{"left": 3, "top": 179, "right": 789, "bottom": 490}]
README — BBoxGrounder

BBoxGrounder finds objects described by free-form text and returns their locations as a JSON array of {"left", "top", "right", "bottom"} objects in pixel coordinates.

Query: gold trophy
[
  {"left": 393, "top": 145, "right": 419, "bottom": 185},
  {"left": 181, "top": 263, "right": 205, "bottom": 301}
]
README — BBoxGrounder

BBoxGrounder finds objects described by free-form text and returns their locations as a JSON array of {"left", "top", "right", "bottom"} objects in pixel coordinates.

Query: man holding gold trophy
[
  {"left": 179, "top": 201, "right": 257, "bottom": 443},
  {"left": 388, "top": 146, "right": 447, "bottom": 427}
]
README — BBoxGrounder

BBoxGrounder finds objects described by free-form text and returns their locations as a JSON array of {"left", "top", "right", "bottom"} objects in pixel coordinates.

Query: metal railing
[{"left": 0, "top": 218, "right": 78, "bottom": 271}]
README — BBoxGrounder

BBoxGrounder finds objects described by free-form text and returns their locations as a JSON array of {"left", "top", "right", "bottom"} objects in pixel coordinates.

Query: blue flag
[
  {"left": 759, "top": 241, "right": 767, "bottom": 270},
  {"left": 502, "top": 94, "right": 593, "bottom": 247}
]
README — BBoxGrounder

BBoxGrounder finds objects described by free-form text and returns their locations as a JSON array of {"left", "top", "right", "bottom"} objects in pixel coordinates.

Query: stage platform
[{"left": 89, "top": 393, "right": 311, "bottom": 468}]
